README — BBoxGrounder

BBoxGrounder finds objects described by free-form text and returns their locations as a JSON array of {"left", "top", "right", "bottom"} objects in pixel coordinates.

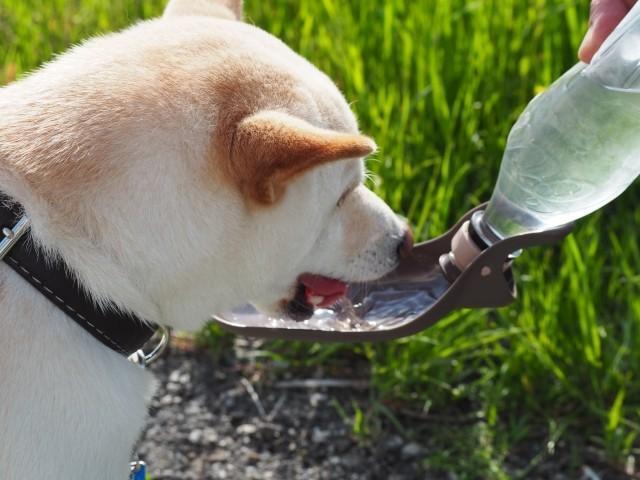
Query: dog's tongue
[{"left": 299, "top": 274, "right": 348, "bottom": 308}]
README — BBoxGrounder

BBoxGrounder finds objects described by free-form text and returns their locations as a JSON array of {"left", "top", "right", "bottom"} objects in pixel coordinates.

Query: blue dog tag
[{"left": 130, "top": 461, "right": 147, "bottom": 480}]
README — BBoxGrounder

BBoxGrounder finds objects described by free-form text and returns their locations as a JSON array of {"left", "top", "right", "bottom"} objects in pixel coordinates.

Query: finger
[{"left": 579, "top": 0, "right": 632, "bottom": 62}]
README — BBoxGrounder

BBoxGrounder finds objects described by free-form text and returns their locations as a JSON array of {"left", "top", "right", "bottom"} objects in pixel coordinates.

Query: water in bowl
[{"left": 218, "top": 266, "right": 451, "bottom": 332}]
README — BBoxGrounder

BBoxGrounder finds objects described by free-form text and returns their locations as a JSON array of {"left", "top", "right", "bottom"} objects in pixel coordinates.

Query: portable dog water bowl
[
  {"left": 214, "top": 2, "right": 640, "bottom": 341},
  {"left": 213, "top": 205, "right": 572, "bottom": 342}
]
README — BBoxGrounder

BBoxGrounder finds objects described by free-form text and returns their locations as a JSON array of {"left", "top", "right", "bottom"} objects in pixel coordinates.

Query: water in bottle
[{"left": 483, "top": 4, "right": 640, "bottom": 238}]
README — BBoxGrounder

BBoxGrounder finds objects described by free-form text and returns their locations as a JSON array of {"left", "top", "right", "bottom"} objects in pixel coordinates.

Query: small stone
[
  {"left": 185, "top": 452, "right": 204, "bottom": 470},
  {"left": 311, "top": 427, "right": 330, "bottom": 443},
  {"left": 184, "top": 401, "right": 201, "bottom": 416},
  {"left": 159, "top": 394, "right": 174, "bottom": 406},
  {"left": 245, "top": 466, "right": 260, "bottom": 479},
  {"left": 201, "top": 412, "right": 215, "bottom": 422},
  {"left": 202, "top": 427, "right": 219, "bottom": 444},
  {"left": 155, "top": 408, "right": 174, "bottom": 422},
  {"left": 236, "top": 423, "right": 258, "bottom": 435},
  {"left": 207, "top": 449, "right": 231, "bottom": 462},
  {"left": 383, "top": 435, "right": 403, "bottom": 451},
  {"left": 167, "top": 382, "right": 181, "bottom": 393},
  {"left": 213, "top": 467, "right": 228, "bottom": 479},
  {"left": 168, "top": 370, "right": 182, "bottom": 383},
  {"left": 244, "top": 449, "right": 261, "bottom": 462},
  {"left": 188, "top": 429, "right": 202, "bottom": 444},
  {"left": 309, "top": 392, "right": 327, "bottom": 407},
  {"left": 401, "top": 442, "right": 425, "bottom": 460},
  {"left": 219, "top": 436, "right": 234, "bottom": 448},
  {"left": 145, "top": 425, "right": 161, "bottom": 438}
]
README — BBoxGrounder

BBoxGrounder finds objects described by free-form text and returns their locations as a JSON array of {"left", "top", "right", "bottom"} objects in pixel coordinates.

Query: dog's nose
[{"left": 397, "top": 228, "right": 414, "bottom": 259}]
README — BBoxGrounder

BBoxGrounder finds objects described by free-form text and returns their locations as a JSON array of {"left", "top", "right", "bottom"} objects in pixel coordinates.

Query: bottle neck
[{"left": 470, "top": 211, "right": 503, "bottom": 246}]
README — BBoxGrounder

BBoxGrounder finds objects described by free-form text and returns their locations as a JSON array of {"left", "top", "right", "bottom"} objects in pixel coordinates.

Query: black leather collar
[{"left": 0, "top": 197, "right": 156, "bottom": 356}]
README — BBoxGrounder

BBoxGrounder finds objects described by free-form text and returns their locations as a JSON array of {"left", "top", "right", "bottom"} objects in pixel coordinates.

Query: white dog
[{"left": 0, "top": 1, "right": 411, "bottom": 478}]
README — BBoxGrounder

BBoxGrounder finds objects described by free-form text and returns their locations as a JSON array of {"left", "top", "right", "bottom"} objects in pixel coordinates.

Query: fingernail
[{"left": 578, "top": 27, "right": 595, "bottom": 62}]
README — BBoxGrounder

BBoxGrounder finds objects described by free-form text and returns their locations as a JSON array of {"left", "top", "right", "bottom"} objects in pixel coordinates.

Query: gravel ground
[
  {"left": 137, "top": 339, "right": 426, "bottom": 480},
  {"left": 136, "top": 338, "right": 631, "bottom": 480}
]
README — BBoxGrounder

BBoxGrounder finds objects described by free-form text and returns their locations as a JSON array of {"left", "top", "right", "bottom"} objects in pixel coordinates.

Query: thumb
[{"left": 579, "top": 0, "right": 632, "bottom": 63}]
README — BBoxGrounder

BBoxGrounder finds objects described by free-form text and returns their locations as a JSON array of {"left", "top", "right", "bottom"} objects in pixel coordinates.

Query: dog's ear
[
  {"left": 227, "top": 111, "right": 376, "bottom": 205},
  {"left": 163, "top": 0, "right": 243, "bottom": 21}
]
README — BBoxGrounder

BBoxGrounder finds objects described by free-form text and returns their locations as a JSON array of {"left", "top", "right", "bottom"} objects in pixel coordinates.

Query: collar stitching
[{"left": 5, "top": 255, "right": 128, "bottom": 355}]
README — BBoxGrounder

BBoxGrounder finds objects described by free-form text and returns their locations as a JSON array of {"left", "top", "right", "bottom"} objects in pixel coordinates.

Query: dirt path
[{"left": 136, "top": 341, "right": 426, "bottom": 480}]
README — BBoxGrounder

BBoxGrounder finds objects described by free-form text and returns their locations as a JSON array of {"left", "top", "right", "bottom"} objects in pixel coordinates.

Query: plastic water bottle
[{"left": 483, "top": 3, "right": 640, "bottom": 239}]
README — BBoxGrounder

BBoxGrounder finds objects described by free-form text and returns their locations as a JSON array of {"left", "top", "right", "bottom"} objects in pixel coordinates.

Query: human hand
[{"left": 579, "top": 0, "right": 637, "bottom": 62}]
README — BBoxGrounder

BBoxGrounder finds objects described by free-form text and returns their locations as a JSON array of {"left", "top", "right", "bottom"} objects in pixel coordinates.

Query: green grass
[{"left": 2, "top": 0, "right": 639, "bottom": 477}]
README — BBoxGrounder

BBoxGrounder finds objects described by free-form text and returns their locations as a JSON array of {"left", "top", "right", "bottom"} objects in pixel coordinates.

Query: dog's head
[
  {"left": 218, "top": 109, "right": 412, "bottom": 322},
  {"left": 4, "top": 0, "right": 411, "bottom": 329}
]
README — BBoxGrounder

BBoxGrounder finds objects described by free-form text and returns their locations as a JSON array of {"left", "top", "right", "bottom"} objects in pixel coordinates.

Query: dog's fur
[{"left": 0, "top": 1, "right": 409, "bottom": 478}]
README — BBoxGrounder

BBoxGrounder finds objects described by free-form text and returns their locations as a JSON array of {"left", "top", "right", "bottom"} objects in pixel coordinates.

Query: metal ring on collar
[{"left": 128, "top": 325, "right": 171, "bottom": 367}]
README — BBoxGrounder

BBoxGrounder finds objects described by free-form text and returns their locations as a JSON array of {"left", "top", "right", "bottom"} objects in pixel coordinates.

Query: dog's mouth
[{"left": 283, "top": 273, "right": 349, "bottom": 321}]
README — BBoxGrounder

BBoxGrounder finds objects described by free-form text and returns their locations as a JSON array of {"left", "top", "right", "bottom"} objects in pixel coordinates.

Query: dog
[{"left": 0, "top": 1, "right": 412, "bottom": 478}]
